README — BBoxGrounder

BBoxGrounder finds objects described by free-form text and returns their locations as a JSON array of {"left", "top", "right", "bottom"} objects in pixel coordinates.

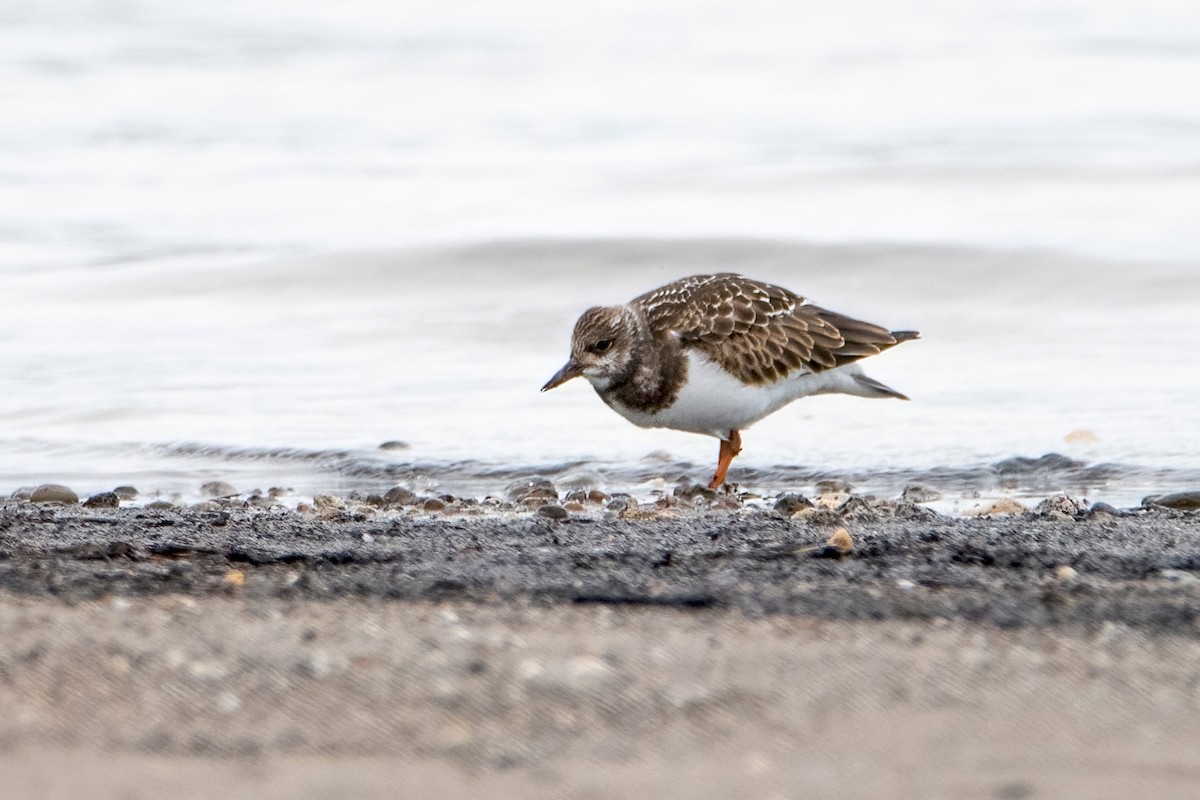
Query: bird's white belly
[{"left": 601, "top": 350, "right": 869, "bottom": 439}]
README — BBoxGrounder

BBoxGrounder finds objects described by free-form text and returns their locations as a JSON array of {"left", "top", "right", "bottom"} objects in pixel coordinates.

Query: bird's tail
[{"left": 852, "top": 373, "right": 911, "bottom": 401}]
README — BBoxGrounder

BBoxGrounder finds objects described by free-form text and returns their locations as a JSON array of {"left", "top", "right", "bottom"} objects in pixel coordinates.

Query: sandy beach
[{"left": 2, "top": 491, "right": 1199, "bottom": 798}]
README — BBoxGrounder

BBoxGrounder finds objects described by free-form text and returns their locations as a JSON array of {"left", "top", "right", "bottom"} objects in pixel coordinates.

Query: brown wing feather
[{"left": 634, "top": 273, "right": 916, "bottom": 386}]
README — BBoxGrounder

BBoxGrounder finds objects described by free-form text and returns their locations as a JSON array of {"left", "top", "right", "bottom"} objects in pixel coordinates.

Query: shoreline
[
  {"left": 2, "top": 496, "right": 1198, "bottom": 798},
  {"left": 1, "top": 495, "right": 1198, "bottom": 633}
]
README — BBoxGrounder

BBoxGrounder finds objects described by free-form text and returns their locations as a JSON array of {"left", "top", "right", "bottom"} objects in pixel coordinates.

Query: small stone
[
  {"left": 815, "top": 479, "right": 853, "bottom": 494},
  {"left": 505, "top": 478, "right": 558, "bottom": 503},
  {"left": 901, "top": 484, "right": 942, "bottom": 503},
  {"left": 801, "top": 508, "right": 842, "bottom": 526},
  {"left": 378, "top": 440, "right": 410, "bottom": 451},
  {"left": 896, "top": 579, "right": 916, "bottom": 591},
  {"left": 674, "top": 483, "right": 716, "bottom": 501},
  {"left": 82, "top": 491, "right": 120, "bottom": 509},
  {"left": 1055, "top": 565, "right": 1079, "bottom": 581},
  {"left": 199, "top": 481, "right": 238, "bottom": 498},
  {"left": 113, "top": 486, "right": 139, "bottom": 500},
  {"left": 965, "top": 499, "right": 1027, "bottom": 517},
  {"left": 363, "top": 494, "right": 385, "bottom": 508},
  {"left": 351, "top": 505, "right": 377, "bottom": 516},
  {"left": 1064, "top": 429, "right": 1099, "bottom": 445},
  {"left": 587, "top": 489, "right": 610, "bottom": 503},
  {"left": 216, "top": 692, "right": 242, "bottom": 714},
  {"left": 295, "top": 650, "right": 342, "bottom": 678},
  {"left": 563, "top": 501, "right": 585, "bottom": 512},
  {"left": 313, "top": 494, "right": 345, "bottom": 510},
  {"left": 563, "top": 656, "right": 618, "bottom": 691},
  {"left": 223, "top": 569, "right": 246, "bottom": 587},
  {"left": 826, "top": 527, "right": 855, "bottom": 553},
  {"left": 144, "top": 500, "right": 175, "bottom": 511},
  {"left": 9, "top": 487, "right": 34, "bottom": 501},
  {"left": 606, "top": 495, "right": 636, "bottom": 513},
  {"left": 186, "top": 660, "right": 229, "bottom": 681},
  {"left": 1143, "top": 491, "right": 1200, "bottom": 511},
  {"left": 537, "top": 504, "right": 569, "bottom": 520},
  {"left": 815, "top": 491, "right": 850, "bottom": 510},
  {"left": 30, "top": 484, "right": 79, "bottom": 504},
  {"left": 1087, "top": 501, "right": 1122, "bottom": 517},
  {"left": 1160, "top": 569, "right": 1199, "bottom": 585},
  {"left": 774, "top": 493, "right": 813, "bottom": 516},
  {"left": 1036, "top": 495, "right": 1086, "bottom": 517},
  {"left": 383, "top": 487, "right": 417, "bottom": 506},
  {"left": 423, "top": 497, "right": 447, "bottom": 512}
]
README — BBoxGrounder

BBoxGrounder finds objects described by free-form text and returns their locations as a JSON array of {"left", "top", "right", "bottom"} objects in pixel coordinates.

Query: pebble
[
  {"left": 144, "top": 500, "right": 176, "bottom": 511},
  {"left": 537, "top": 504, "right": 569, "bottom": 520},
  {"left": 9, "top": 487, "right": 34, "bottom": 501},
  {"left": 1064, "top": 428, "right": 1099, "bottom": 444},
  {"left": 517, "top": 656, "right": 618, "bottom": 693},
  {"left": 1143, "top": 491, "right": 1200, "bottom": 511},
  {"left": 826, "top": 527, "right": 855, "bottom": 554},
  {"left": 563, "top": 656, "right": 618, "bottom": 690},
  {"left": 965, "top": 499, "right": 1027, "bottom": 517},
  {"left": 1035, "top": 495, "right": 1086, "bottom": 517},
  {"left": 378, "top": 440, "right": 410, "bottom": 451},
  {"left": 82, "top": 491, "right": 120, "bottom": 509},
  {"left": 383, "top": 487, "right": 418, "bottom": 506},
  {"left": 505, "top": 478, "right": 559, "bottom": 503},
  {"left": 1160, "top": 570, "right": 1199, "bottom": 585},
  {"left": 606, "top": 495, "right": 636, "bottom": 513},
  {"left": 1088, "top": 501, "right": 1123, "bottom": 517},
  {"left": 215, "top": 692, "right": 242, "bottom": 714},
  {"left": 312, "top": 494, "right": 345, "bottom": 510},
  {"left": 896, "top": 579, "right": 916, "bottom": 591},
  {"left": 113, "top": 486, "right": 139, "bottom": 500},
  {"left": 295, "top": 650, "right": 343, "bottom": 678},
  {"left": 815, "top": 479, "right": 853, "bottom": 494},
  {"left": 901, "top": 484, "right": 942, "bottom": 503},
  {"left": 199, "top": 481, "right": 238, "bottom": 498},
  {"left": 423, "top": 498, "right": 447, "bottom": 512},
  {"left": 814, "top": 491, "right": 850, "bottom": 510},
  {"left": 29, "top": 484, "right": 79, "bottom": 504},
  {"left": 774, "top": 493, "right": 813, "bottom": 517},
  {"left": 674, "top": 483, "right": 716, "bottom": 501},
  {"left": 1054, "top": 565, "right": 1079, "bottom": 581}
]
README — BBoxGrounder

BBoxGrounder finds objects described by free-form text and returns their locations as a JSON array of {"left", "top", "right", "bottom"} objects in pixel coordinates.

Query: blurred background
[{"left": 1, "top": 0, "right": 1198, "bottom": 505}]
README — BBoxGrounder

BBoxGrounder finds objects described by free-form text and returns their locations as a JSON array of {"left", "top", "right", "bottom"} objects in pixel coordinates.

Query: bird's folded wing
[{"left": 635, "top": 273, "right": 911, "bottom": 386}]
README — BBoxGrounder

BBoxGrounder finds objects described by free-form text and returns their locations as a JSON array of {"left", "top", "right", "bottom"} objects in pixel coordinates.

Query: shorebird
[{"left": 541, "top": 273, "right": 918, "bottom": 489}]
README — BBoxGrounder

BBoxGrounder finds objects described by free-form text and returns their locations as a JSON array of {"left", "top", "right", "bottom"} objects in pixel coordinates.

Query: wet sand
[{"left": 2, "top": 497, "right": 1199, "bottom": 798}]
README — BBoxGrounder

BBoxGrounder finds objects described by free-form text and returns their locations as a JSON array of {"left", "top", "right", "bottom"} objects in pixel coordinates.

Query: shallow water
[
  {"left": 2, "top": 242, "right": 1199, "bottom": 506},
  {"left": 1, "top": 2, "right": 1199, "bottom": 504}
]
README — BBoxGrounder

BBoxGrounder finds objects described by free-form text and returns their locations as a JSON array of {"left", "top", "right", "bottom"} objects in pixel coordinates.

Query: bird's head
[{"left": 541, "top": 305, "right": 639, "bottom": 392}]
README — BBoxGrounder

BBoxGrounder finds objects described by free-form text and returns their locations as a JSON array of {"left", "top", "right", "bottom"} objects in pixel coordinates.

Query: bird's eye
[{"left": 592, "top": 339, "right": 613, "bottom": 353}]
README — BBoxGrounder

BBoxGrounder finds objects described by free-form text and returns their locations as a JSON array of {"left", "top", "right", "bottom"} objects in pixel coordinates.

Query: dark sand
[{"left": 2, "top": 498, "right": 1199, "bottom": 798}]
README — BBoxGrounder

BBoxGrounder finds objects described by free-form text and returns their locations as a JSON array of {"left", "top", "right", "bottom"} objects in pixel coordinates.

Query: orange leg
[{"left": 707, "top": 430, "right": 742, "bottom": 490}]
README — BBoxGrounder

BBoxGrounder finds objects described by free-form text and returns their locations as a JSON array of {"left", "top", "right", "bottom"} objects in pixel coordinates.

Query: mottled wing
[{"left": 634, "top": 273, "right": 913, "bottom": 385}]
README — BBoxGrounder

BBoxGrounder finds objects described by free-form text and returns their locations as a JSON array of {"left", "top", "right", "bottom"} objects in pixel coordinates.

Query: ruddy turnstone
[{"left": 541, "top": 273, "right": 919, "bottom": 489}]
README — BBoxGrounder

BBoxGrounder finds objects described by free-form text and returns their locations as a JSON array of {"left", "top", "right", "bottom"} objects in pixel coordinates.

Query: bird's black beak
[{"left": 541, "top": 358, "right": 583, "bottom": 392}]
